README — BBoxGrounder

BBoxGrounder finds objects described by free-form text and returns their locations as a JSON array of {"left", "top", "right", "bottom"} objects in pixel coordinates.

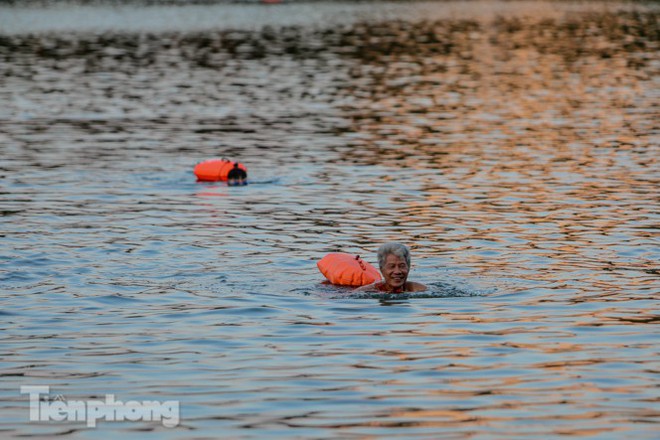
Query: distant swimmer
[
  {"left": 194, "top": 158, "right": 247, "bottom": 182},
  {"left": 227, "top": 162, "right": 248, "bottom": 186},
  {"left": 355, "top": 242, "right": 427, "bottom": 293}
]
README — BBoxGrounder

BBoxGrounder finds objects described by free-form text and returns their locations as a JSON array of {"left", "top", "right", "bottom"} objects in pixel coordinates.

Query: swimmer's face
[{"left": 381, "top": 253, "right": 409, "bottom": 292}]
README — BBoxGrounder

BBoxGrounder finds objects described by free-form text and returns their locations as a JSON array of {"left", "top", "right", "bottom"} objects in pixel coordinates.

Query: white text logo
[{"left": 21, "top": 386, "right": 179, "bottom": 428}]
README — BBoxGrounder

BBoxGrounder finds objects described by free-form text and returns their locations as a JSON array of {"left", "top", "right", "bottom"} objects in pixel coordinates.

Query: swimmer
[
  {"left": 227, "top": 162, "right": 247, "bottom": 186},
  {"left": 355, "top": 242, "right": 427, "bottom": 293}
]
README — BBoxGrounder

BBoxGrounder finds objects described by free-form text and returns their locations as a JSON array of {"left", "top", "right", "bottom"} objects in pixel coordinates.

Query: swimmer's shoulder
[
  {"left": 354, "top": 281, "right": 427, "bottom": 293},
  {"left": 406, "top": 281, "right": 427, "bottom": 292}
]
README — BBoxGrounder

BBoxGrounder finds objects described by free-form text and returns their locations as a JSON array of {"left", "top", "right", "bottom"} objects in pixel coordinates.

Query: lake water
[{"left": 1, "top": 1, "right": 658, "bottom": 438}]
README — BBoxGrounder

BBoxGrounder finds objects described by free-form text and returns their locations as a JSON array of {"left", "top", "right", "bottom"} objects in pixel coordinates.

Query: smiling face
[{"left": 381, "top": 253, "right": 410, "bottom": 292}]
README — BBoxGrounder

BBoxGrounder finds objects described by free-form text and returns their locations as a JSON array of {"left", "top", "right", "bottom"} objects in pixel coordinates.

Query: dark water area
[{"left": 1, "top": 1, "right": 659, "bottom": 438}]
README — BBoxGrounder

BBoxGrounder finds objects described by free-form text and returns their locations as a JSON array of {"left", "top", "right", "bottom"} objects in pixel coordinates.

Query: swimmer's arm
[{"left": 354, "top": 282, "right": 379, "bottom": 292}]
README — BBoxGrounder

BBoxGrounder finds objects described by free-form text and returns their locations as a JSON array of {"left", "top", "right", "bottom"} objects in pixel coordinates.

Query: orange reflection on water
[{"left": 334, "top": 11, "right": 658, "bottom": 294}]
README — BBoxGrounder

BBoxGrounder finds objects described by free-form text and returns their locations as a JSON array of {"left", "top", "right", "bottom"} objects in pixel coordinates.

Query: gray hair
[{"left": 377, "top": 242, "right": 411, "bottom": 269}]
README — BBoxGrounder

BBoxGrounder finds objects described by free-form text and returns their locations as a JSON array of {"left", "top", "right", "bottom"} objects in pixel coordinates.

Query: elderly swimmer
[{"left": 355, "top": 242, "right": 427, "bottom": 293}]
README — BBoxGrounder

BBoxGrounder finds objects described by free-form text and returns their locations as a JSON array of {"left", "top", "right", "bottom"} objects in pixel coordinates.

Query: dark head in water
[{"left": 227, "top": 162, "right": 248, "bottom": 186}]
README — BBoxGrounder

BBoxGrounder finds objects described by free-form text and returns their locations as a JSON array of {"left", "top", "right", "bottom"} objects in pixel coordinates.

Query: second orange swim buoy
[
  {"left": 194, "top": 158, "right": 248, "bottom": 182},
  {"left": 317, "top": 253, "right": 382, "bottom": 287}
]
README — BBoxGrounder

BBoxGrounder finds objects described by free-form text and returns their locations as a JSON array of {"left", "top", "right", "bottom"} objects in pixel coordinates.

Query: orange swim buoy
[
  {"left": 194, "top": 159, "right": 248, "bottom": 182},
  {"left": 317, "top": 253, "right": 382, "bottom": 287}
]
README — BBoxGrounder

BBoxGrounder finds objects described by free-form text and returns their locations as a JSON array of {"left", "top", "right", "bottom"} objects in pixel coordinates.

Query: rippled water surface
[{"left": 1, "top": 1, "right": 659, "bottom": 438}]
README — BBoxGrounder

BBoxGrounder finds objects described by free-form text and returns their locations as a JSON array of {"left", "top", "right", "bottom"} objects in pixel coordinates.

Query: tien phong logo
[{"left": 21, "top": 385, "right": 180, "bottom": 428}]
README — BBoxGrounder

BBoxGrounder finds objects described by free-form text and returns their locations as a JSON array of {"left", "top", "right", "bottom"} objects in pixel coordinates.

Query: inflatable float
[
  {"left": 194, "top": 158, "right": 247, "bottom": 182},
  {"left": 317, "top": 253, "right": 382, "bottom": 287}
]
